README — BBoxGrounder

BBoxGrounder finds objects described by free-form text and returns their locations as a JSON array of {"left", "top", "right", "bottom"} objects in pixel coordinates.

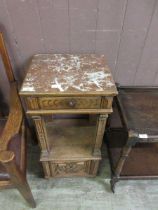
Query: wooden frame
[
  {"left": 0, "top": 32, "right": 36, "bottom": 208},
  {"left": 20, "top": 54, "right": 117, "bottom": 179},
  {"left": 106, "top": 86, "right": 158, "bottom": 192}
]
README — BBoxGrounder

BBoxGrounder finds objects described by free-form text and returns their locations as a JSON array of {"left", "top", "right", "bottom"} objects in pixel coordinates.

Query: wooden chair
[{"left": 0, "top": 32, "right": 36, "bottom": 208}]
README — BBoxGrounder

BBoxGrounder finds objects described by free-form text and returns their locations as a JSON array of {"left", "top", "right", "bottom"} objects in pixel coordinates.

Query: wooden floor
[{"left": 0, "top": 142, "right": 158, "bottom": 210}]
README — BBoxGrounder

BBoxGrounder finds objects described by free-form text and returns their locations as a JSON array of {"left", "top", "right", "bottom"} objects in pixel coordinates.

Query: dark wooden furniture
[
  {"left": 106, "top": 86, "right": 158, "bottom": 192},
  {"left": 20, "top": 54, "right": 117, "bottom": 178},
  {"left": 0, "top": 32, "right": 36, "bottom": 208}
]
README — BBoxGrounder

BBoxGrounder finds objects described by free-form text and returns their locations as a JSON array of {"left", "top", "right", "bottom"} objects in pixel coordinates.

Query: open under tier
[{"left": 41, "top": 117, "right": 100, "bottom": 161}]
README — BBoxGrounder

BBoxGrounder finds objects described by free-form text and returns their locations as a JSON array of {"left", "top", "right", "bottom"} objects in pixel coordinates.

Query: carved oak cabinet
[{"left": 20, "top": 54, "right": 117, "bottom": 178}]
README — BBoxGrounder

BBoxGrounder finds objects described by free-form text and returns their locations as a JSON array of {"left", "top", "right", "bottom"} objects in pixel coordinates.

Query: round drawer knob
[{"left": 68, "top": 99, "right": 76, "bottom": 107}]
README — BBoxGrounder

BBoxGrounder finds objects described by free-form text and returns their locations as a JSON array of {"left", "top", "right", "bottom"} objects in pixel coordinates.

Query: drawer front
[
  {"left": 25, "top": 96, "right": 113, "bottom": 110},
  {"left": 25, "top": 97, "right": 101, "bottom": 110},
  {"left": 101, "top": 96, "right": 113, "bottom": 109},
  {"left": 41, "top": 160, "right": 100, "bottom": 178},
  {"left": 39, "top": 97, "right": 101, "bottom": 109},
  {"left": 50, "top": 161, "right": 90, "bottom": 177}
]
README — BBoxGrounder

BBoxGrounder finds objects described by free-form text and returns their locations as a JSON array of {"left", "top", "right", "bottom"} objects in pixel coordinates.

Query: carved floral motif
[{"left": 52, "top": 162, "right": 85, "bottom": 176}]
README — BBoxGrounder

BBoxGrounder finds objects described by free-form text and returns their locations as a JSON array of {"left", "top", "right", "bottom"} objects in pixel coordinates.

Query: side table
[
  {"left": 106, "top": 86, "right": 158, "bottom": 192},
  {"left": 20, "top": 54, "right": 117, "bottom": 178}
]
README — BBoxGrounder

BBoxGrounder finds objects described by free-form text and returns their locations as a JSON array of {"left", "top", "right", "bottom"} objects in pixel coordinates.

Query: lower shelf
[
  {"left": 41, "top": 159, "right": 100, "bottom": 178},
  {"left": 109, "top": 143, "right": 158, "bottom": 177}
]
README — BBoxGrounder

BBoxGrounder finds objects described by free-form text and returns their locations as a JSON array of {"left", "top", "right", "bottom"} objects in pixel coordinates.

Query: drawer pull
[{"left": 68, "top": 99, "right": 76, "bottom": 107}]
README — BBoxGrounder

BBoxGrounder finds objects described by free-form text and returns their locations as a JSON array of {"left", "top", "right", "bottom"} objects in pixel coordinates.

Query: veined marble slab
[{"left": 20, "top": 54, "right": 116, "bottom": 95}]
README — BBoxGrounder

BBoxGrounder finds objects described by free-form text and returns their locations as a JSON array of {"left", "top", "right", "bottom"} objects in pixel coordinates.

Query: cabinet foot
[{"left": 110, "top": 177, "right": 118, "bottom": 193}]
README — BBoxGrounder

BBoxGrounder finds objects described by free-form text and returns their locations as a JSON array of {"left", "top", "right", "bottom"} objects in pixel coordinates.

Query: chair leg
[{"left": 0, "top": 151, "right": 36, "bottom": 208}]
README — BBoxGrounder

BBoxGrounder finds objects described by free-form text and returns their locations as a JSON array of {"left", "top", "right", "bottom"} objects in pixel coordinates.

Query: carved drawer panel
[
  {"left": 50, "top": 161, "right": 89, "bottom": 177},
  {"left": 101, "top": 96, "right": 113, "bottom": 109},
  {"left": 41, "top": 160, "right": 100, "bottom": 178},
  {"left": 26, "top": 96, "right": 113, "bottom": 110},
  {"left": 39, "top": 97, "right": 101, "bottom": 110},
  {"left": 26, "top": 96, "right": 101, "bottom": 110}
]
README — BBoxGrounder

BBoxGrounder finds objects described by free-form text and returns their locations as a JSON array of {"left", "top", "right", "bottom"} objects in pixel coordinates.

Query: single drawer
[
  {"left": 25, "top": 96, "right": 113, "bottom": 110},
  {"left": 41, "top": 159, "right": 100, "bottom": 178},
  {"left": 38, "top": 97, "right": 101, "bottom": 109},
  {"left": 51, "top": 161, "right": 89, "bottom": 177},
  {"left": 42, "top": 159, "right": 100, "bottom": 178},
  {"left": 25, "top": 96, "right": 101, "bottom": 110}
]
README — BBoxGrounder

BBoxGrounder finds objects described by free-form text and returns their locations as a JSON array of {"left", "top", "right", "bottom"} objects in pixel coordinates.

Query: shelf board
[{"left": 109, "top": 143, "right": 158, "bottom": 176}]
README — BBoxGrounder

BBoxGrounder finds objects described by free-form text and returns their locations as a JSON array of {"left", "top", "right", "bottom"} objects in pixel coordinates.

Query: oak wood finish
[
  {"left": 26, "top": 108, "right": 113, "bottom": 115},
  {"left": 40, "top": 118, "right": 101, "bottom": 178},
  {"left": 38, "top": 96, "right": 101, "bottom": 110},
  {"left": 94, "top": 114, "right": 108, "bottom": 151},
  {"left": 0, "top": 83, "right": 22, "bottom": 151},
  {"left": 44, "top": 160, "right": 100, "bottom": 178},
  {"left": 20, "top": 54, "right": 117, "bottom": 178},
  {"left": 33, "top": 116, "right": 49, "bottom": 151},
  {"left": 26, "top": 96, "right": 112, "bottom": 110},
  {"left": 0, "top": 33, "right": 15, "bottom": 82},
  {"left": 41, "top": 161, "right": 51, "bottom": 178},
  {"left": 0, "top": 151, "right": 35, "bottom": 207},
  {"left": 0, "top": 32, "right": 36, "bottom": 207}
]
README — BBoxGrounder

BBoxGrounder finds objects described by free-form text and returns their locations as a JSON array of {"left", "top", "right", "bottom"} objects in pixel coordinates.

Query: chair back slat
[
  {"left": 0, "top": 32, "right": 16, "bottom": 116},
  {"left": 0, "top": 32, "right": 15, "bottom": 83}
]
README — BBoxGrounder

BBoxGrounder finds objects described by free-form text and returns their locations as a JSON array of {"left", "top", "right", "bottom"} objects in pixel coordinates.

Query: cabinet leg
[
  {"left": 114, "top": 136, "right": 137, "bottom": 177},
  {"left": 93, "top": 114, "right": 108, "bottom": 152},
  {"left": 33, "top": 116, "right": 49, "bottom": 151},
  {"left": 115, "top": 146, "right": 132, "bottom": 177},
  {"left": 111, "top": 136, "right": 137, "bottom": 192}
]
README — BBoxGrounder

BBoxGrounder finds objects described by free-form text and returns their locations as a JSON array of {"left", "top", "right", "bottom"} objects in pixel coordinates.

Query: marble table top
[{"left": 20, "top": 54, "right": 117, "bottom": 96}]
